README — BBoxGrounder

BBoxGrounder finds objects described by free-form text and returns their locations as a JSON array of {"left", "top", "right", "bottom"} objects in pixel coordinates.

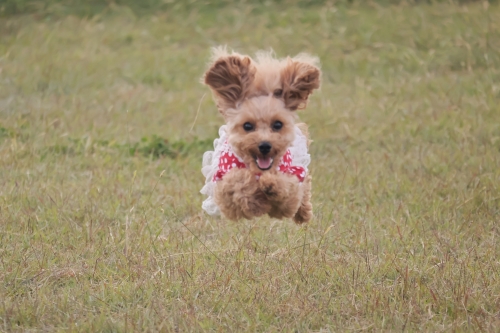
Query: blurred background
[{"left": 2, "top": 0, "right": 498, "bottom": 142}]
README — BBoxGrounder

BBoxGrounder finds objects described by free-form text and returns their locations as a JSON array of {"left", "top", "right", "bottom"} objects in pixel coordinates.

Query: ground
[{"left": 1, "top": 1, "right": 500, "bottom": 331}]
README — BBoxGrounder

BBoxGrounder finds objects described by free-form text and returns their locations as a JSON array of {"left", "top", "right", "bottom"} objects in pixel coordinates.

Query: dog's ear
[
  {"left": 204, "top": 55, "right": 255, "bottom": 113},
  {"left": 281, "top": 58, "right": 321, "bottom": 111}
]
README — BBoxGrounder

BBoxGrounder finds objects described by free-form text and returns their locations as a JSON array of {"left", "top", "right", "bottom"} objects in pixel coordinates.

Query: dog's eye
[
  {"left": 273, "top": 89, "right": 283, "bottom": 98},
  {"left": 272, "top": 121, "right": 283, "bottom": 131},
  {"left": 243, "top": 122, "right": 254, "bottom": 131}
]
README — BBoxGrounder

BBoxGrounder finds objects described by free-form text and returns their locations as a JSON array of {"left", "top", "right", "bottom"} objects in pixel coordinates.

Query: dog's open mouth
[{"left": 256, "top": 156, "right": 274, "bottom": 170}]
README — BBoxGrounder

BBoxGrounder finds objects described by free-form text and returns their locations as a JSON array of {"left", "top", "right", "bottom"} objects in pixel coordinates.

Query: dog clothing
[
  {"left": 200, "top": 125, "right": 310, "bottom": 216},
  {"left": 213, "top": 145, "right": 306, "bottom": 182}
]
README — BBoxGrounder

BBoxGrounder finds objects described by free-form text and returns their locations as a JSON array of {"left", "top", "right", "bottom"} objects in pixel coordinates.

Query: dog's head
[{"left": 203, "top": 47, "right": 321, "bottom": 172}]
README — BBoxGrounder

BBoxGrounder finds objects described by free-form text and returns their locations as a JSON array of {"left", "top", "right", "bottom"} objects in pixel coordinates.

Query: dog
[{"left": 200, "top": 47, "right": 321, "bottom": 223}]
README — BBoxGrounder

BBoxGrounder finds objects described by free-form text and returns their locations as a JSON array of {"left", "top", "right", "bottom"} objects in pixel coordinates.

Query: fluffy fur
[{"left": 203, "top": 47, "right": 320, "bottom": 223}]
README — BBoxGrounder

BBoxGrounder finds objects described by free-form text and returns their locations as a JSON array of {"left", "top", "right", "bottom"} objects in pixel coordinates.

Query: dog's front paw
[
  {"left": 244, "top": 195, "right": 271, "bottom": 217},
  {"left": 258, "top": 172, "right": 281, "bottom": 199}
]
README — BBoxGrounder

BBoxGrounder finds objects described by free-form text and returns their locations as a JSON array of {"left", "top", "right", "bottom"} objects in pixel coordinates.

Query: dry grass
[{"left": 1, "top": 1, "right": 500, "bottom": 331}]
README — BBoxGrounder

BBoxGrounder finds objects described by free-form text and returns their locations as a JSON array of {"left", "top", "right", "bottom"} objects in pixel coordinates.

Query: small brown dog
[{"left": 200, "top": 47, "right": 321, "bottom": 223}]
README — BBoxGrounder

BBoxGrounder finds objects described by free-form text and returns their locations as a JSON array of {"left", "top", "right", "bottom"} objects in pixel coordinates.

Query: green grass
[{"left": 1, "top": 1, "right": 500, "bottom": 331}]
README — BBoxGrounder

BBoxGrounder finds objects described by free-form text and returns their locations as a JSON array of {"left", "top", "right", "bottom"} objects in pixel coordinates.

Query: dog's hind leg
[{"left": 293, "top": 174, "right": 313, "bottom": 224}]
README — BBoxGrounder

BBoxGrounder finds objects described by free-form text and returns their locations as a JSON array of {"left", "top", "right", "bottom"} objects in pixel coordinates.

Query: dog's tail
[{"left": 296, "top": 123, "right": 312, "bottom": 148}]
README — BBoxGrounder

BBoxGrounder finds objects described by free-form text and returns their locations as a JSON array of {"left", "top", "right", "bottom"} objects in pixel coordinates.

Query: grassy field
[{"left": 1, "top": 1, "right": 500, "bottom": 331}]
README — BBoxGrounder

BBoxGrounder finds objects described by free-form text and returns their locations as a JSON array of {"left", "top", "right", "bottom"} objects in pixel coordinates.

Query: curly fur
[{"left": 203, "top": 47, "right": 321, "bottom": 223}]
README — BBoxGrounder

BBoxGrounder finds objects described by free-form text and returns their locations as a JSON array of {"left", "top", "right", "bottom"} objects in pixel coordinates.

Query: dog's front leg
[
  {"left": 214, "top": 168, "right": 271, "bottom": 220},
  {"left": 258, "top": 171, "right": 303, "bottom": 219}
]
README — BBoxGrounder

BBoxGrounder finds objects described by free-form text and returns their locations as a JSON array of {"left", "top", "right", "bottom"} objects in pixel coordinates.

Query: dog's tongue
[{"left": 256, "top": 157, "right": 272, "bottom": 170}]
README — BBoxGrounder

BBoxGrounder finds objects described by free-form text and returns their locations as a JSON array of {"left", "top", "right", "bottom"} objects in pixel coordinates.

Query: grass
[{"left": 1, "top": 1, "right": 500, "bottom": 331}]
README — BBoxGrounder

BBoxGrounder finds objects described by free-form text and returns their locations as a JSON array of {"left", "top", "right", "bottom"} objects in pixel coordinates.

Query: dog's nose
[{"left": 258, "top": 142, "right": 272, "bottom": 155}]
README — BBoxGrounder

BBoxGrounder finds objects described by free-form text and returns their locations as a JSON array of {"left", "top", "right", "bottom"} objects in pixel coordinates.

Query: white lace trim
[
  {"left": 288, "top": 125, "right": 311, "bottom": 171},
  {"left": 200, "top": 125, "right": 310, "bottom": 216}
]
